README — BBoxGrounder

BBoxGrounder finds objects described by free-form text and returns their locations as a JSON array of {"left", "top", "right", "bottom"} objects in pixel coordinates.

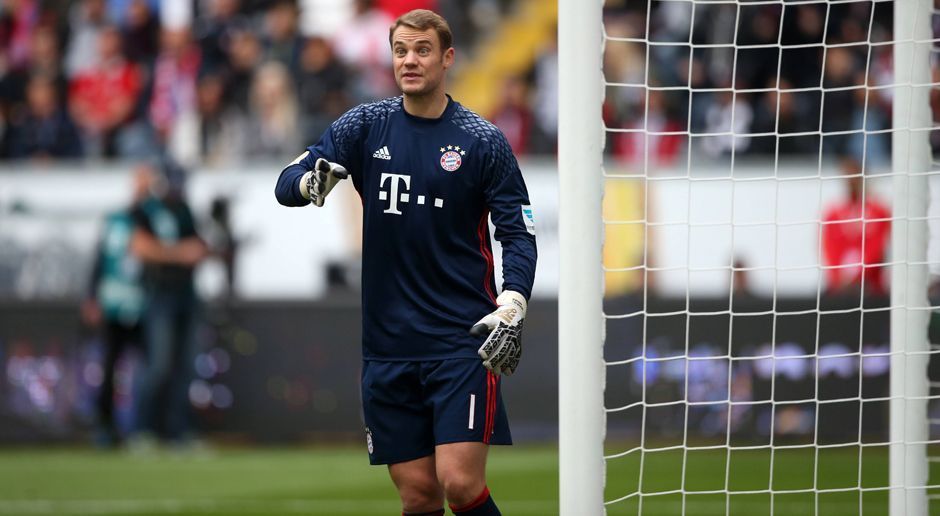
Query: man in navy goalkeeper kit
[{"left": 275, "top": 9, "right": 536, "bottom": 516}]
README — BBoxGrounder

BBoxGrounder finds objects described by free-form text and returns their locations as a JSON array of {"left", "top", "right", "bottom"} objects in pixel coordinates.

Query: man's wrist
[
  {"left": 496, "top": 290, "right": 527, "bottom": 312},
  {"left": 298, "top": 171, "right": 313, "bottom": 200}
]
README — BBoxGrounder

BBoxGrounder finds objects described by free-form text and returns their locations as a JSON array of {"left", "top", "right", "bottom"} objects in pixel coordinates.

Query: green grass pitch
[{"left": 0, "top": 444, "right": 906, "bottom": 515}]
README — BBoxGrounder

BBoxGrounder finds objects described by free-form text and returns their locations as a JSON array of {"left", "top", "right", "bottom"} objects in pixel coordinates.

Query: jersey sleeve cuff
[{"left": 501, "top": 284, "right": 531, "bottom": 301}]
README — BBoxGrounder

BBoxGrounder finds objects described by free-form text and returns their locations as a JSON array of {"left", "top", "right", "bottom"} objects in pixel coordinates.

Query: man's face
[{"left": 391, "top": 27, "right": 453, "bottom": 98}]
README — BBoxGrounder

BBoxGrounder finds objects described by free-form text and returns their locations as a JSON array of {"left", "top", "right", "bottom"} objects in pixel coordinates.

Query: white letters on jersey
[
  {"left": 378, "top": 173, "right": 445, "bottom": 216},
  {"left": 379, "top": 173, "right": 411, "bottom": 215}
]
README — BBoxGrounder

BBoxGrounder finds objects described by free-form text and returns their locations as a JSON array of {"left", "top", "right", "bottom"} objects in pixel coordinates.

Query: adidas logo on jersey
[{"left": 372, "top": 146, "right": 391, "bottom": 160}]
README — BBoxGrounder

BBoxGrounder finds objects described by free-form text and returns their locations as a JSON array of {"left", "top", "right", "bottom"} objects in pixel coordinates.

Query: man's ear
[{"left": 443, "top": 47, "right": 455, "bottom": 69}]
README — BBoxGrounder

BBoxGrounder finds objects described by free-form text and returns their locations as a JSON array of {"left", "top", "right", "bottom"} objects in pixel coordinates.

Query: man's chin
[{"left": 401, "top": 86, "right": 428, "bottom": 97}]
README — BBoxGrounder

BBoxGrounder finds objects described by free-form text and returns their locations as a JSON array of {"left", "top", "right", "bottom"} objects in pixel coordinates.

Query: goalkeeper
[{"left": 274, "top": 9, "right": 536, "bottom": 516}]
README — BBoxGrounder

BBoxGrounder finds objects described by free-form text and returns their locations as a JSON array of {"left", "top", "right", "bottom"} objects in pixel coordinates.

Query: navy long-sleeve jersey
[{"left": 275, "top": 96, "right": 537, "bottom": 360}]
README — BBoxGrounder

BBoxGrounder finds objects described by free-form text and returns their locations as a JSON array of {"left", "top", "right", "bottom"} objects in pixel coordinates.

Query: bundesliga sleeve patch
[{"left": 521, "top": 205, "right": 536, "bottom": 235}]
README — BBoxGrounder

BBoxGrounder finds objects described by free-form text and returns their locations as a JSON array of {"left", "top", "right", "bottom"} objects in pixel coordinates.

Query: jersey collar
[{"left": 401, "top": 94, "right": 457, "bottom": 124}]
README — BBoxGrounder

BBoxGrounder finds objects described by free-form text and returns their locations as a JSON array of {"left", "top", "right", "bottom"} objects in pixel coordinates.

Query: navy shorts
[{"left": 361, "top": 358, "right": 512, "bottom": 465}]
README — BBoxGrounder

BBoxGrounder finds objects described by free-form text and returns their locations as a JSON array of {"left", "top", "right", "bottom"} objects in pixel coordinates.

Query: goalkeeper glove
[
  {"left": 300, "top": 158, "right": 348, "bottom": 207},
  {"left": 470, "top": 290, "right": 526, "bottom": 376}
]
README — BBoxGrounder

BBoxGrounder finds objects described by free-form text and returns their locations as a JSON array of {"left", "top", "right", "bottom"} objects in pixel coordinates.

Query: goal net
[{"left": 559, "top": 0, "right": 939, "bottom": 514}]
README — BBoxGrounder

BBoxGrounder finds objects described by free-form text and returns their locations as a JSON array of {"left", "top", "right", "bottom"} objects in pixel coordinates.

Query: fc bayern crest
[{"left": 439, "top": 145, "right": 465, "bottom": 172}]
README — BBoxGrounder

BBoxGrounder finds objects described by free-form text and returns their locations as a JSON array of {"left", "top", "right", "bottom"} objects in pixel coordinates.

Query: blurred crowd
[
  {"left": 0, "top": 0, "right": 526, "bottom": 165},
  {"left": 2, "top": 1, "right": 926, "bottom": 302},
  {"left": 603, "top": 1, "right": 897, "bottom": 169},
  {"left": 3, "top": 1, "right": 911, "bottom": 169}
]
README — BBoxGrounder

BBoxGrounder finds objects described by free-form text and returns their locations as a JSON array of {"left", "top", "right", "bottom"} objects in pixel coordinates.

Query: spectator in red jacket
[
  {"left": 821, "top": 157, "right": 891, "bottom": 297},
  {"left": 68, "top": 25, "right": 142, "bottom": 157}
]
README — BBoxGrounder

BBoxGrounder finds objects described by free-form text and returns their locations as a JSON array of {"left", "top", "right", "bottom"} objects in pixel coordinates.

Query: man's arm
[
  {"left": 130, "top": 230, "right": 208, "bottom": 267},
  {"left": 276, "top": 150, "right": 348, "bottom": 207},
  {"left": 275, "top": 104, "right": 367, "bottom": 207},
  {"left": 129, "top": 203, "right": 208, "bottom": 266},
  {"left": 483, "top": 137, "right": 538, "bottom": 300},
  {"left": 472, "top": 132, "right": 538, "bottom": 375},
  {"left": 275, "top": 151, "right": 318, "bottom": 207}
]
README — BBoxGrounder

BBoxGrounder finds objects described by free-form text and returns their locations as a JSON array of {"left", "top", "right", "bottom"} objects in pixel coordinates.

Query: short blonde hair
[{"left": 388, "top": 9, "right": 453, "bottom": 50}]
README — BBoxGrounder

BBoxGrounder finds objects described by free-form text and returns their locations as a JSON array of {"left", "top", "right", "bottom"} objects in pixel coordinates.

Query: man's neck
[{"left": 402, "top": 91, "right": 449, "bottom": 119}]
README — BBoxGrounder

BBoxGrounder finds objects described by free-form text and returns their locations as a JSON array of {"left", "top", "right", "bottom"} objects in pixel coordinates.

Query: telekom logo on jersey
[{"left": 379, "top": 173, "right": 445, "bottom": 215}]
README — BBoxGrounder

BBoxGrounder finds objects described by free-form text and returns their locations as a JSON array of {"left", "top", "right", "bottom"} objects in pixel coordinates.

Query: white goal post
[
  {"left": 558, "top": 0, "right": 937, "bottom": 515},
  {"left": 890, "top": 0, "right": 932, "bottom": 514},
  {"left": 558, "top": 0, "right": 605, "bottom": 514}
]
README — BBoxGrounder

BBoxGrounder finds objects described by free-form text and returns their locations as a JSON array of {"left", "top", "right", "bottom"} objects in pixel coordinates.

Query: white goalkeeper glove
[
  {"left": 300, "top": 157, "right": 348, "bottom": 207},
  {"left": 470, "top": 290, "right": 526, "bottom": 376}
]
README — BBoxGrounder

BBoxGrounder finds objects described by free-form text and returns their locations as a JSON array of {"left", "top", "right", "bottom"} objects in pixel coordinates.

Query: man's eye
[{"left": 418, "top": 48, "right": 430, "bottom": 56}]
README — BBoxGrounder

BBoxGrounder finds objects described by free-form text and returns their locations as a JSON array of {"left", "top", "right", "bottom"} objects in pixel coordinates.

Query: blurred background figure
[
  {"left": 261, "top": 0, "right": 303, "bottom": 72},
  {"left": 331, "top": 0, "right": 396, "bottom": 102},
  {"left": 64, "top": 0, "right": 110, "bottom": 79},
  {"left": 120, "top": 0, "right": 160, "bottom": 67},
  {"left": 243, "top": 60, "right": 299, "bottom": 158},
  {"left": 194, "top": 71, "right": 242, "bottom": 165},
  {"left": 203, "top": 196, "right": 239, "bottom": 300},
  {"left": 128, "top": 157, "right": 208, "bottom": 450},
  {"left": 296, "top": 35, "right": 351, "bottom": 143},
  {"left": 821, "top": 156, "right": 891, "bottom": 298},
  {"left": 529, "top": 29, "right": 557, "bottom": 155},
  {"left": 149, "top": 27, "right": 201, "bottom": 163},
  {"left": 748, "top": 78, "right": 818, "bottom": 156},
  {"left": 67, "top": 24, "right": 142, "bottom": 158},
  {"left": 820, "top": 46, "right": 860, "bottom": 158},
  {"left": 220, "top": 27, "right": 261, "bottom": 121},
  {"left": 195, "top": 0, "right": 243, "bottom": 76},
  {"left": 610, "top": 86, "right": 684, "bottom": 167},
  {"left": 3, "top": 72, "right": 82, "bottom": 159},
  {"left": 701, "top": 85, "right": 752, "bottom": 158},
  {"left": 0, "top": 24, "right": 66, "bottom": 111},
  {"left": 491, "top": 74, "right": 533, "bottom": 155},
  {"left": 81, "top": 164, "right": 152, "bottom": 447}
]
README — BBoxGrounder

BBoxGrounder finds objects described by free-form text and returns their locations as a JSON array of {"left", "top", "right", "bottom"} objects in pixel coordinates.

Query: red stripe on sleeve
[{"left": 476, "top": 210, "right": 497, "bottom": 305}]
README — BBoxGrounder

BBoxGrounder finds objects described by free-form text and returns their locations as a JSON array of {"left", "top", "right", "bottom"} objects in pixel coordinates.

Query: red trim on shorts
[
  {"left": 449, "top": 486, "right": 491, "bottom": 513},
  {"left": 476, "top": 210, "right": 497, "bottom": 305},
  {"left": 483, "top": 371, "right": 497, "bottom": 444},
  {"left": 492, "top": 374, "right": 500, "bottom": 440},
  {"left": 482, "top": 372, "right": 490, "bottom": 444}
]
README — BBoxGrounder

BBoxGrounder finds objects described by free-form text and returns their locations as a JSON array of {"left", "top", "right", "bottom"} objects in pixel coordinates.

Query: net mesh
[{"left": 600, "top": 1, "right": 940, "bottom": 513}]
